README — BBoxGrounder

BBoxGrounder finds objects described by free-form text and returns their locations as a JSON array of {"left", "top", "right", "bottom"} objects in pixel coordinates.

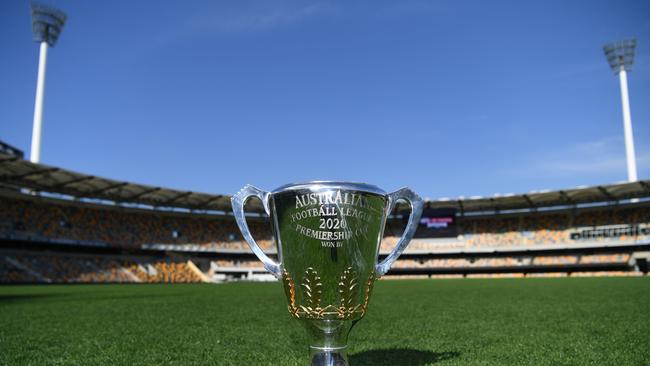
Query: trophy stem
[
  {"left": 310, "top": 346, "right": 348, "bottom": 366},
  {"left": 303, "top": 319, "right": 356, "bottom": 366}
]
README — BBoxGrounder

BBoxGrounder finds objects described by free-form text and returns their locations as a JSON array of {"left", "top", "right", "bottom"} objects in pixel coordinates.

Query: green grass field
[{"left": 1, "top": 277, "right": 649, "bottom": 366}]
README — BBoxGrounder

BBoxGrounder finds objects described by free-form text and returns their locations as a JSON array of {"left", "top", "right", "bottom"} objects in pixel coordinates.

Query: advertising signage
[{"left": 412, "top": 208, "right": 457, "bottom": 238}]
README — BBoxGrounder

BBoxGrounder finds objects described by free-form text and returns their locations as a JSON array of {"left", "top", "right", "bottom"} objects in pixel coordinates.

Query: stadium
[
  {"left": 1, "top": 142, "right": 649, "bottom": 364},
  {"left": 2, "top": 2, "right": 650, "bottom": 366},
  {"left": 1, "top": 145, "right": 650, "bottom": 283}
]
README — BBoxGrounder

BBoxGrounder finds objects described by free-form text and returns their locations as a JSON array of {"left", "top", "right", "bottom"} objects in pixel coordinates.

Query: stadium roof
[
  {"left": 1, "top": 153, "right": 649, "bottom": 214},
  {"left": 425, "top": 181, "right": 650, "bottom": 213},
  {"left": 0, "top": 153, "right": 234, "bottom": 213}
]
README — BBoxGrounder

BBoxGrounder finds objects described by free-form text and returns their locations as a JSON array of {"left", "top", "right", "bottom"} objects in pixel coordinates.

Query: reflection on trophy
[{"left": 232, "top": 181, "right": 423, "bottom": 366}]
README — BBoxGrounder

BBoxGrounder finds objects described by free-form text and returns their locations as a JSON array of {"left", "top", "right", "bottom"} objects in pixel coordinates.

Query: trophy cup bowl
[{"left": 232, "top": 181, "right": 423, "bottom": 366}]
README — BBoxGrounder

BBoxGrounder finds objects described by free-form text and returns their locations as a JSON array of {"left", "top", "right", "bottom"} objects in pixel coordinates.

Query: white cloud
[
  {"left": 152, "top": 2, "right": 330, "bottom": 47},
  {"left": 531, "top": 136, "right": 649, "bottom": 175},
  {"left": 188, "top": 3, "right": 328, "bottom": 33}
]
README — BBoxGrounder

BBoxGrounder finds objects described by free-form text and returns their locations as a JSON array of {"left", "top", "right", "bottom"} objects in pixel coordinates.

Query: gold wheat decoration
[
  {"left": 282, "top": 267, "right": 374, "bottom": 320},
  {"left": 283, "top": 269, "right": 299, "bottom": 317},
  {"left": 337, "top": 267, "right": 360, "bottom": 319},
  {"left": 300, "top": 267, "right": 324, "bottom": 318}
]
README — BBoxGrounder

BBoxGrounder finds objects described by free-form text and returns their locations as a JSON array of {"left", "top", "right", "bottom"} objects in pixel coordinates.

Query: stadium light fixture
[
  {"left": 29, "top": 2, "right": 67, "bottom": 163},
  {"left": 604, "top": 38, "right": 637, "bottom": 182}
]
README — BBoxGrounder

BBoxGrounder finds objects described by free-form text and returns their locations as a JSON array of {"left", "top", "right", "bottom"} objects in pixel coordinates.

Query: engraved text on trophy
[{"left": 289, "top": 190, "right": 381, "bottom": 248}]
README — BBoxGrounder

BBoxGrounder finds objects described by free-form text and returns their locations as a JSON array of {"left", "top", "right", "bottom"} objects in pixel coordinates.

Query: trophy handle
[
  {"left": 376, "top": 187, "right": 424, "bottom": 277},
  {"left": 231, "top": 184, "right": 282, "bottom": 279}
]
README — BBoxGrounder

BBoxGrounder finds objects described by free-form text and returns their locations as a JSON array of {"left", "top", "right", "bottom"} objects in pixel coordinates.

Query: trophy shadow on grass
[{"left": 349, "top": 348, "right": 459, "bottom": 366}]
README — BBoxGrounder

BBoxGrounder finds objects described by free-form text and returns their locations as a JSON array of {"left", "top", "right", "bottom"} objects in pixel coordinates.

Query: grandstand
[{"left": 1, "top": 152, "right": 649, "bottom": 283}]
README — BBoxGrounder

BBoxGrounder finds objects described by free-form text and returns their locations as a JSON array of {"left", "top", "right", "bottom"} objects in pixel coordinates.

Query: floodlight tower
[
  {"left": 29, "top": 2, "right": 67, "bottom": 163},
  {"left": 604, "top": 39, "right": 638, "bottom": 182}
]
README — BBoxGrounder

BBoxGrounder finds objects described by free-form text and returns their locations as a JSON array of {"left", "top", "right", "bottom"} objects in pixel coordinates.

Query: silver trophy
[{"left": 232, "top": 181, "right": 423, "bottom": 366}]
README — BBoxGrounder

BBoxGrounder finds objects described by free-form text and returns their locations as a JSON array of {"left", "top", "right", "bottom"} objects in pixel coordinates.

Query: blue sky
[{"left": 1, "top": 0, "right": 649, "bottom": 200}]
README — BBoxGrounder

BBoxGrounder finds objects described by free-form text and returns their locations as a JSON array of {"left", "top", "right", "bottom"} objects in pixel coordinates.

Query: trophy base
[{"left": 310, "top": 346, "right": 348, "bottom": 366}]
